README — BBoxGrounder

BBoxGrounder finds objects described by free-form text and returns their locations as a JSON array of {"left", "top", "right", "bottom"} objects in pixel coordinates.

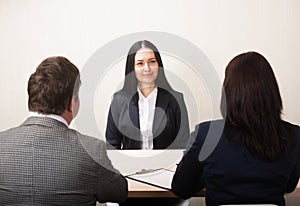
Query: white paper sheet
[{"left": 126, "top": 168, "right": 175, "bottom": 190}]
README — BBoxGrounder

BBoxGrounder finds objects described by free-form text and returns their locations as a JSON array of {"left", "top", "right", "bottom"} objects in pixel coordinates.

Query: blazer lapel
[
  {"left": 152, "top": 88, "right": 170, "bottom": 137},
  {"left": 129, "top": 92, "right": 140, "bottom": 129}
]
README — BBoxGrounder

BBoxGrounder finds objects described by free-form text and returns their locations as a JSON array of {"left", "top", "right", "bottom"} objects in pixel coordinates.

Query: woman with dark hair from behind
[
  {"left": 106, "top": 40, "right": 190, "bottom": 150},
  {"left": 172, "top": 51, "right": 300, "bottom": 206}
]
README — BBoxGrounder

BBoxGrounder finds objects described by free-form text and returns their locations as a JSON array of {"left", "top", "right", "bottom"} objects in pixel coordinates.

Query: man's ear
[
  {"left": 61, "top": 97, "right": 75, "bottom": 126},
  {"left": 67, "top": 96, "right": 80, "bottom": 118},
  {"left": 67, "top": 98, "right": 73, "bottom": 113}
]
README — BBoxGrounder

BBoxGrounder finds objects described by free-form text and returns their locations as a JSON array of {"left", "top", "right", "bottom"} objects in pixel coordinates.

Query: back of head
[
  {"left": 122, "top": 40, "right": 172, "bottom": 94},
  {"left": 220, "top": 51, "right": 290, "bottom": 161},
  {"left": 28, "top": 56, "right": 81, "bottom": 115}
]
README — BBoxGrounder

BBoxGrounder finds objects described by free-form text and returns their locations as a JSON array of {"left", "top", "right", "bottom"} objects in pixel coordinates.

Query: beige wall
[{"left": 1, "top": 0, "right": 299, "bottom": 134}]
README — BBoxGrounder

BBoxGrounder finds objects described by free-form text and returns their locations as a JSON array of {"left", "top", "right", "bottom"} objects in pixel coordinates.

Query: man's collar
[{"left": 28, "top": 111, "right": 68, "bottom": 126}]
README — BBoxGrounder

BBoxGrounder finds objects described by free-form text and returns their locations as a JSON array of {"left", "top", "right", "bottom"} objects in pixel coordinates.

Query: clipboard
[{"left": 125, "top": 168, "right": 175, "bottom": 190}]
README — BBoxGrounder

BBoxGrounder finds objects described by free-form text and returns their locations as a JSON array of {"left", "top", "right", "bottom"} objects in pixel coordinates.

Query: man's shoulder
[
  {"left": 68, "top": 128, "right": 106, "bottom": 148},
  {"left": 0, "top": 126, "right": 20, "bottom": 140},
  {"left": 67, "top": 128, "right": 108, "bottom": 163}
]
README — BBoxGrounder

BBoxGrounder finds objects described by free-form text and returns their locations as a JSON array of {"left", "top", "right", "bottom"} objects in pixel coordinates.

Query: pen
[{"left": 135, "top": 168, "right": 163, "bottom": 175}]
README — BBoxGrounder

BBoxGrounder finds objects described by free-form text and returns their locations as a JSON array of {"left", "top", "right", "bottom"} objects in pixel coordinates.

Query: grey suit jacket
[{"left": 0, "top": 117, "right": 128, "bottom": 206}]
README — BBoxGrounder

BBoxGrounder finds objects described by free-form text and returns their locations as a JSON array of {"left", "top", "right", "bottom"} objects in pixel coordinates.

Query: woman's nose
[{"left": 143, "top": 63, "right": 150, "bottom": 71}]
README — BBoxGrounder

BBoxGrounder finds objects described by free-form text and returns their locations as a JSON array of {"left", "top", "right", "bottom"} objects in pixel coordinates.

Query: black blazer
[
  {"left": 172, "top": 120, "right": 300, "bottom": 206},
  {"left": 105, "top": 87, "right": 190, "bottom": 149}
]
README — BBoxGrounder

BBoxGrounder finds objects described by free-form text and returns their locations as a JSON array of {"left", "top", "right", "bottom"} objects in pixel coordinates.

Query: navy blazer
[
  {"left": 105, "top": 87, "right": 190, "bottom": 149},
  {"left": 172, "top": 120, "right": 300, "bottom": 206}
]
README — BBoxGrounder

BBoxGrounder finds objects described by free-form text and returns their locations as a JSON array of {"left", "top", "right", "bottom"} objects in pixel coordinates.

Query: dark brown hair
[
  {"left": 221, "top": 51, "right": 288, "bottom": 161},
  {"left": 28, "top": 56, "right": 80, "bottom": 115}
]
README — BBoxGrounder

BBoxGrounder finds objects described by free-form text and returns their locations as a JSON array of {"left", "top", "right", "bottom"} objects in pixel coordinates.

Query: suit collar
[
  {"left": 131, "top": 87, "right": 170, "bottom": 105},
  {"left": 28, "top": 111, "right": 68, "bottom": 126},
  {"left": 129, "top": 92, "right": 140, "bottom": 128},
  {"left": 22, "top": 116, "right": 68, "bottom": 129},
  {"left": 155, "top": 88, "right": 170, "bottom": 111},
  {"left": 152, "top": 88, "right": 171, "bottom": 137}
]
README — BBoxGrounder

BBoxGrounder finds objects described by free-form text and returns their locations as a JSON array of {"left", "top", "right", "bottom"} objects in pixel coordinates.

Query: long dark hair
[
  {"left": 221, "top": 51, "right": 289, "bottom": 161},
  {"left": 121, "top": 40, "right": 173, "bottom": 94}
]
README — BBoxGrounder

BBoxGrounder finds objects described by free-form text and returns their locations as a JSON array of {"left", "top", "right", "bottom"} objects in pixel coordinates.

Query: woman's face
[{"left": 134, "top": 47, "right": 159, "bottom": 89}]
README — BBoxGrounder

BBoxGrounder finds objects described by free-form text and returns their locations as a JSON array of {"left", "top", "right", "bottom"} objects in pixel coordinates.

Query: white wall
[{"left": 1, "top": 0, "right": 299, "bottom": 134}]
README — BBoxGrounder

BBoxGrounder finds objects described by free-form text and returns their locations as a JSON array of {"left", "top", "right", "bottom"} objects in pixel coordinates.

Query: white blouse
[{"left": 137, "top": 87, "right": 158, "bottom": 149}]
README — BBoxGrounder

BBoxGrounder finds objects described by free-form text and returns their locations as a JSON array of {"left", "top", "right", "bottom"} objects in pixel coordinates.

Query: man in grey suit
[{"left": 0, "top": 56, "right": 128, "bottom": 205}]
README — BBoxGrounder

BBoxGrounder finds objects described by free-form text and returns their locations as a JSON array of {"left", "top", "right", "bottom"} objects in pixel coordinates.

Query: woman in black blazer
[
  {"left": 172, "top": 51, "right": 300, "bottom": 206},
  {"left": 105, "top": 40, "right": 190, "bottom": 149}
]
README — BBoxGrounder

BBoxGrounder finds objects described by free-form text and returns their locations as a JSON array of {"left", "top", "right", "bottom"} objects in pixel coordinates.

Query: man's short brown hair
[{"left": 28, "top": 56, "right": 81, "bottom": 115}]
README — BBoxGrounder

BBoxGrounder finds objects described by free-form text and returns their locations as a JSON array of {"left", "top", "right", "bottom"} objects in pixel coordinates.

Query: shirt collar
[
  {"left": 28, "top": 111, "right": 68, "bottom": 127},
  {"left": 137, "top": 87, "right": 158, "bottom": 100}
]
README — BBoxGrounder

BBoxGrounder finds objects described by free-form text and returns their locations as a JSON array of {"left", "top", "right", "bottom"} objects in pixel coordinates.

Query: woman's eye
[
  {"left": 149, "top": 60, "right": 157, "bottom": 64},
  {"left": 136, "top": 62, "right": 143, "bottom": 66}
]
